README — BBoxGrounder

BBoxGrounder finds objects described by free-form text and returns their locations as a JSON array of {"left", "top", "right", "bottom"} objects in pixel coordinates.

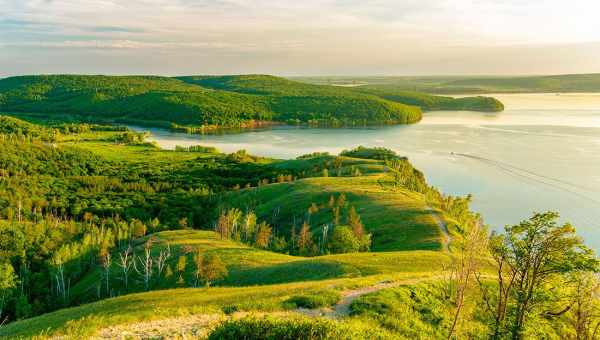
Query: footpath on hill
[
  {"left": 94, "top": 275, "right": 441, "bottom": 339},
  {"left": 296, "top": 275, "right": 443, "bottom": 319}
]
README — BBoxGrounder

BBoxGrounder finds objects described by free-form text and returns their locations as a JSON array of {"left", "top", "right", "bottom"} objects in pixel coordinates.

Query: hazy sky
[{"left": 2, "top": 0, "right": 600, "bottom": 77}]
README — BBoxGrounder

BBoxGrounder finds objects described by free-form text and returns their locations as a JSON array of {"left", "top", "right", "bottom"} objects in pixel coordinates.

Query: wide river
[{"left": 135, "top": 93, "right": 600, "bottom": 250}]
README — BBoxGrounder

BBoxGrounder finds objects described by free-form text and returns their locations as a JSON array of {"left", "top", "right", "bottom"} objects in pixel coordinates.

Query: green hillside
[
  {"left": 0, "top": 229, "right": 449, "bottom": 338},
  {"left": 220, "top": 174, "right": 446, "bottom": 252},
  {"left": 1, "top": 117, "right": 595, "bottom": 340},
  {"left": 356, "top": 87, "right": 504, "bottom": 112},
  {"left": 67, "top": 230, "right": 449, "bottom": 305},
  {"left": 179, "top": 74, "right": 504, "bottom": 113},
  {"left": 0, "top": 74, "right": 423, "bottom": 128}
]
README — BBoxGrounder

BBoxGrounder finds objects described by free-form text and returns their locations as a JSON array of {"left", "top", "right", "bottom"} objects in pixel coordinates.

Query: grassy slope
[
  {"left": 222, "top": 173, "right": 445, "bottom": 252},
  {"left": 0, "top": 230, "right": 449, "bottom": 338},
  {"left": 63, "top": 135, "right": 447, "bottom": 253}
]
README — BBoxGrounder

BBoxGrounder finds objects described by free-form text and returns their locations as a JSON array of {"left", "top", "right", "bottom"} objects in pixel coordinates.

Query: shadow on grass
[{"left": 224, "top": 259, "right": 362, "bottom": 286}]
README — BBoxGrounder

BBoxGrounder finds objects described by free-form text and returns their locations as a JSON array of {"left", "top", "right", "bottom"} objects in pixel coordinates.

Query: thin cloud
[{"left": 1, "top": 0, "right": 600, "bottom": 75}]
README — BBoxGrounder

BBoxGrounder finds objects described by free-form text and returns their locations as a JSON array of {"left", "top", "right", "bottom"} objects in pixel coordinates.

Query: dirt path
[
  {"left": 91, "top": 276, "right": 442, "bottom": 338},
  {"left": 297, "top": 276, "right": 440, "bottom": 319}
]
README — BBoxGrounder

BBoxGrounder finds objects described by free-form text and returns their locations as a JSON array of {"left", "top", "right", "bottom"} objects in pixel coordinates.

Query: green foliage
[
  {"left": 340, "top": 146, "right": 402, "bottom": 160},
  {"left": 208, "top": 315, "right": 389, "bottom": 340},
  {"left": 328, "top": 226, "right": 361, "bottom": 254},
  {"left": 357, "top": 87, "right": 504, "bottom": 112},
  {"left": 286, "top": 290, "right": 341, "bottom": 309},
  {"left": 484, "top": 211, "right": 599, "bottom": 339},
  {"left": 0, "top": 262, "right": 17, "bottom": 318},
  {"left": 0, "top": 115, "right": 58, "bottom": 141},
  {"left": 350, "top": 283, "right": 487, "bottom": 339},
  {"left": 113, "top": 131, "right": 150, "bottom": 145},
  {"left": 0, "top": 74, "right": 424, "bottom": 128},
  {"left": 175, "top": 145, "right": 220, "bottom": 153}
]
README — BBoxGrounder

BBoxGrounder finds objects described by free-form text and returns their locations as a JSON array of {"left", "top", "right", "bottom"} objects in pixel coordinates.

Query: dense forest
[{"left": 0, "top": 75, "right": 503, "bottom": 132}]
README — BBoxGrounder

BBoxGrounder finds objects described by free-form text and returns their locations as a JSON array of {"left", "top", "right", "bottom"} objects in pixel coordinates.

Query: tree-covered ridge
[
  {"left": 0, "top": 74, "right": 423, "bottom": 128},
  {"left": 356, "top": 87, "right": 505, "bottom": 112},
  {"left": 179, "top": 74, "right": 503, "bottom": 115},
  {"left": 0, "top": 75, "right": 272, "bottom": 127}
]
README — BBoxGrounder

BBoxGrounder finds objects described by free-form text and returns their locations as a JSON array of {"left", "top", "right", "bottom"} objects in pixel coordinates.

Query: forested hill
[
  {"left": 0, "top": 75, "right": 421, "bottom": 128},
  {"left": 177, "top": 75, "right": 504, "bottom": 112},
  {"left": 0, "top": 74, "right": 502, "bottom": 130},
  {"left": 295, "top": 73, "right": 600, "bottom": 94}
]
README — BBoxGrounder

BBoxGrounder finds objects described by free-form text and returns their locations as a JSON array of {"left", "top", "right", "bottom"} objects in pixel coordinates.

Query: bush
[
  {"left": 208, "top": 315, "right": 388, "bottom": 340},
  {"left": 340, "top": 146, "right": 402, "bottom": 160},
  {"left": 328, "top": 226, "right": 360, "bottom": 254},
  {"left": 174, "top": 145, "right": 220, "bottom": 153},
  {"left": 286, "top": 290, "right": 341, "bottom": 309}
]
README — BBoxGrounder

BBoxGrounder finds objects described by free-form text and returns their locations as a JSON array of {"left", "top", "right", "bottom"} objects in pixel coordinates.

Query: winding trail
[{"left": 297, "top": 275, "right": 442, "bottom": 319}]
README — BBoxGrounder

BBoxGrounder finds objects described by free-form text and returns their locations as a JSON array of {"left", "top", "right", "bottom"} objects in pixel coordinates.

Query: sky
[{"left": 1, "top": 0, "right": 600, "bottom": 77}]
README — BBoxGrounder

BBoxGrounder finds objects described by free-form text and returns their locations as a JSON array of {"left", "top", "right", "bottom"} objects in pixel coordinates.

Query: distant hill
[
  {"left": 355, "top": 87, "right": 504, "bottom": 112},
  {"left": 294, "top": 73, "right": 600, "bottom": 94},
  {"left": 0, "top": 74, "right": 422, "bottom": 128},
  {"left": 0, "top": 74, "right": 504, "bottom": 130}
]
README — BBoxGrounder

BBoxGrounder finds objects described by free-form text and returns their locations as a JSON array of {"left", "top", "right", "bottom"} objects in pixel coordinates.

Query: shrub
[
  {"left": 286, "top": 290, "right": 341, "bottom": 309},
  {"left": 208, "top": 315, "right": 388, "bottom": 340},
  {"left": 328, "top": 226, "right": 360, "bottom": 254},
  {"left": 340, "top": 146, "right": 402, "bottom": 160}
]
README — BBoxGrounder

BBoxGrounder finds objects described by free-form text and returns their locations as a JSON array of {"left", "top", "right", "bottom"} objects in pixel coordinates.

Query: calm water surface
[{"left": 135, "top": 93, "right": 600, "bottom": 250}]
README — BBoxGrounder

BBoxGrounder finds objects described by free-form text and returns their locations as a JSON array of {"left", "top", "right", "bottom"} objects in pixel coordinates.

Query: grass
[
  {"left": 286, "top": 289, "right": 341, "bottom": 309},
  {"left": 223, "top": 173, "right": 445, "bottom": 251},
  {"left": 69, "top": 230, "right": 450, "bottom": 304},
  {"left": 1, "top": 256, "right": 446, "bottom": 338}
]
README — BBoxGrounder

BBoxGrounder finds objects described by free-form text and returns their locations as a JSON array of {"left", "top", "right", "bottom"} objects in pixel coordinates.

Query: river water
[{"left": 135, "top": 93, "right": 600, "bottom": 250}]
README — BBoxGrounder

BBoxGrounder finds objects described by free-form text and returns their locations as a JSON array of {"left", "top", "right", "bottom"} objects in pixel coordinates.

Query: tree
[
  {"left": 197, "top": 253, "right": 228, "bottom": 288},
  {"left": 332, "top": 207, "right": 340, "bottom": 226},
  {"left": 482, "top": 212, "right": 599, "bottom": 340},
  {"left": 566, "top": 272, "right": 600, "bottom": 340},
  {"left": 50, "top": 247, "right": 68, "bottom": 302},
  {"left": 175, "top": 254, "right": 187, "bottom": 286},
  {"left": 298, "top": 221, "right": 314, "bottom": 255},
  {"left": 0, "top": 262, "right": 17, "bottom": 325},
  {"left": 117, "top": 246, "right": 133, "bottom": 290},
  {"left": 328, "top": 226, "right": 360, "bottom": 254},
  {"left": 164, "top": 265, "right": 174, "bottom": 280},
  {"left": 242, "top": 212, "right": 257, "bottom": 243},
  {"left": 134, "top": 240, "right": 154, "bottom": 291},
  {"left": 132, "top": 219, "right": 147, "bottom": 238},
  {"left": 226, "top": 208, "right": 243, "bottom": 240},
  {"left": 447, "top": 222, "right": 488, "bottom": 339},
  {"left": 254, "top": 222, "right": 272, "bottom": 249},
  {"left": 100, "top": 252, "right": 112, "bottom": 296},
  {"left": 346, "top": 206, "right": 371, "bottom": 251},
  {"left": 178, "top": 217, "right": 188, "bottom": 229},
  {"left": 155, "top": 245, "right": 172, "bottom": 279},
  {"left": 150, "top": 217, "right": 161, "bottom": 232},
  {"left": 336, "top": 193, "right": 346, "bottom": 208}
]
